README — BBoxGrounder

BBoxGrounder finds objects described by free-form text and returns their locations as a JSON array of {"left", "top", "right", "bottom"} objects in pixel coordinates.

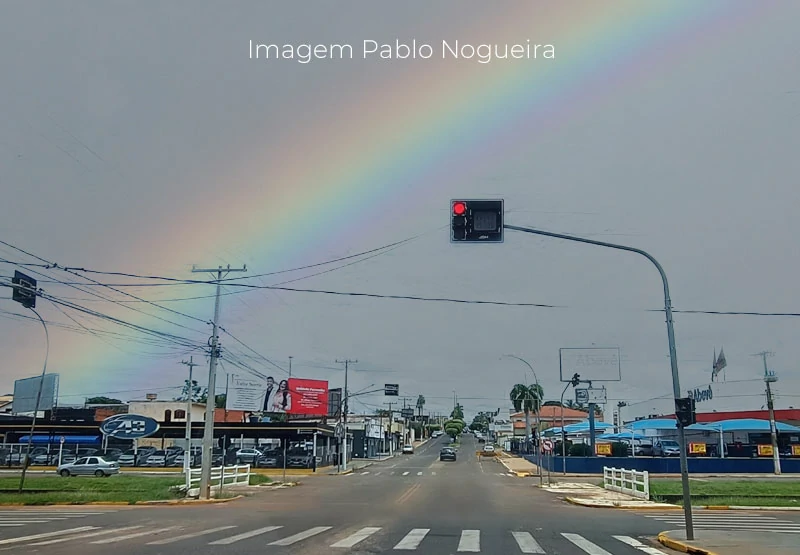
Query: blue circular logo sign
[{"left": 100, "top": 413, "right": 160, "bottom": 439}]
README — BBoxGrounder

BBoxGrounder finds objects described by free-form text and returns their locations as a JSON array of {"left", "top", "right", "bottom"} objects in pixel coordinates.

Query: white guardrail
[
  {"left": 187, "top": 464, "right": 250, "bottom": 497},
  {"left": 603, "top": 466, "right": 649, "bottom": 500}
]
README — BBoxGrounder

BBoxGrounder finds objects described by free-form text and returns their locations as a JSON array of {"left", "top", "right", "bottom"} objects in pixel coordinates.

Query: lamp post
[{"left": 501, "top": 355, "right": 543, "bottom": 486}]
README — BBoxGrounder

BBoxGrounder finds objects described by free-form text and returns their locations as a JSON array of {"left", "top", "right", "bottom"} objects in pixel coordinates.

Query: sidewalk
[{"left": 658, "top": 529, "right": 799, "bottom": 555}]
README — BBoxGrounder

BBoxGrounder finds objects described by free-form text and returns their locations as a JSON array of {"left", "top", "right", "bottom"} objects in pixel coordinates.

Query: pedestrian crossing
[
  {"left": 0, "top": 510, "right": 115, "bottom": 528},
  {"left": 350, "top": 470, "right": 516, "bottom": 478},
  {"left": 636, "top": 511, "right": 800, "bottom": 533},
  {"left": 0, "top": 523, "right": 669, "bottom": 553}
]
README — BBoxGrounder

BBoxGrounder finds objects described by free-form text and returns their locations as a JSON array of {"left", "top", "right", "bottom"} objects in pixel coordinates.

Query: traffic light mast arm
[{"left": 503, "top": 223, "right": 695, "bottom": 540}]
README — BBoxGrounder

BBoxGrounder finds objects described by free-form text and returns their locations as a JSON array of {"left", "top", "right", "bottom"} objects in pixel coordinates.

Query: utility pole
[
  {"left": 192, "top": 264, "right": 246, "bottom": 499},
  {"left": 336, "top": 359, "right": 357, "bottom": 472},
  {"left": 180, "top": 356, "right": 200, "bottom": 491},
  {"left": 385, "top": 402, "right": 395, "bottom": 453},
  {"left": 288, "top": 356, "right": 293, "bottom": 378},
  {"left": 756, "top": 351, "right": 781, "bottom": 475}
]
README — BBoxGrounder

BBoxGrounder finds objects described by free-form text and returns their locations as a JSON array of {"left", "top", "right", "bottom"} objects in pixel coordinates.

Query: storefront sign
[{"left": 688, "top": 385, "right": 713, "bottom": 403}]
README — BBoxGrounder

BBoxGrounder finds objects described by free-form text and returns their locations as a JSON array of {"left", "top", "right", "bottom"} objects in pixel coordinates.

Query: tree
[
  {"left": 470, "top": 412, "right": 491, "bottom": 433},
  {"left": 198, "top": 389, "right": 226, "bottom": 409},
  {"left": 85, "top": 396, "right": 122, "bottom": 405},
  {"left": 416, "top": 394, "right": 425, "bottom": 417},
  {"left": 174, "top": 379, "right": 203, "bottom": 402},
  {"left": 450, "top": 404, "right": 464, "bottom": 420},
  {"left": 510, "top": 383, "right": 544, "bottom": 453}
]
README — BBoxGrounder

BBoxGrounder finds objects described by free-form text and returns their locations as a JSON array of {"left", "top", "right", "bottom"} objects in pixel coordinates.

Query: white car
[
  {"left": 483, "top": 445, "right": 495, "bottom": 453},
  {"left": 402, "top": 444, "right": 414, "bottom": 454}
]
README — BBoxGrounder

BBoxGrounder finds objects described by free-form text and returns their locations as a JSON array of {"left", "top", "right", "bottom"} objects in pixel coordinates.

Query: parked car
[
  {"left": 235, "top": 448, "right": 263, "bottom": 464},
  {"left": 440, "top": 448, "right": 456, "bottom": 461},
  {"left": 402, "top": 444, "right": 414, "bottom": 454},
  {"left": 58, "top": 456, "right": 120, "bottom": 477},
  {"left": 653, "top": 440, "right": 681, "bottom": 457}
]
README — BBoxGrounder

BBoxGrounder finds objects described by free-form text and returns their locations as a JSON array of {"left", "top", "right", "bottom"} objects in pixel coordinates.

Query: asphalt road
[{"left": 0, "top": 434, "right": 775, "bottom": 554}]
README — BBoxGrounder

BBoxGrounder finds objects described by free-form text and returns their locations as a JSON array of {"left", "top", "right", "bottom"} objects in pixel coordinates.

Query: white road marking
[
  {"left": 209, "top": 525, "right": 283, "bottom": 545},
  {"left": 31, "top": 527, "right": 143, "bottom": 545},
  {"left": 431, "top": 471, "right": 436, "bottom": 476},
  {"left": 457, "top": 529, "right": 480, "bottom": 552},
  {"left": 402, "top": 471, "right": 410, "bottom": 476},
  {"left": 511, "top": 531, "right": 545, "bottom": 553},
  {"left": 613, "top": 535, "right": 668, "bottom": 554},
  {"left": 0, "top": 527, "right": 97, "bottom": 545},
  {"left": 268, "top": 526, "right": 333, "bottom": 546},
  {"left": 393, "top": 528, "right": 430, "bottom": 550},
  {"left": 330, "top": 526, "right": 382, "bottom": 547},
  {"left": 148, "top": 525, "right": 238, "bottom": 545},
  {"left": 91, "top": 526, "right": 180, "bottom": 544},
  {"left": 361, "top": 471, "right": 370, "bottom": 475},
  {"left": 417, "top": 471, "right": 422, "bottom": 476},
  {"left": 562, "top": 533, "right": 614, "bottom": 555}
]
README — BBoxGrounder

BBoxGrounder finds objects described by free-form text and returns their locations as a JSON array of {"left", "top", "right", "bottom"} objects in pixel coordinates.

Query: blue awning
[
  {"left": 688, "top": 419, "right": 800, "bottom": 433},
  {"left": 17, "top": 435, "right": 101, "bottom": 444},
  {"left": 627, "top": 418, "right": 679, "bottom": 431}
]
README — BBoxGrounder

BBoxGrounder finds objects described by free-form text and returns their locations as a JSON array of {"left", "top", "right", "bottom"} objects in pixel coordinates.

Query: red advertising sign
[{"left": 280, "top": 378, "right": 328, "bottom": 416}]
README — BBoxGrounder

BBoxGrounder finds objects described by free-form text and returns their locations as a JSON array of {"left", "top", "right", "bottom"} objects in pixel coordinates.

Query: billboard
[
  {"left": 12, "top": 373, "right": 59, "bottom": 413},
  {"left": 328, "top": 388, "right": 343, "bottom": 418},
  {"left": 225, "top": 375, "right": 329, "bottom": 416},
  {"left": 559, "top": 348, "right": 621, "bottom": 382}
]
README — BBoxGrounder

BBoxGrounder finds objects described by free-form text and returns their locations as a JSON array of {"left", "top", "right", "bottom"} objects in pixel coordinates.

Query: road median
[{"left": 0, "top": 473, "right": 270, "bottom": 506}]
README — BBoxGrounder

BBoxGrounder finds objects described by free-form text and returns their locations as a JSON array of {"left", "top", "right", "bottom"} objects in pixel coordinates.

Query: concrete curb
[
  {"left": 657, "top": 532, "right": 719, "bottom": 555},
  {"left": 564, "top": 497, "right": 681, "bottom": 510},
  {"left": 0, "top": 496, "right": 245, "bottom": 507}
]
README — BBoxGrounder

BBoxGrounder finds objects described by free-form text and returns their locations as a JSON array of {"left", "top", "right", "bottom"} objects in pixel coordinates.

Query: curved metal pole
[
  {"left": 505, "top": 224, "right": 694, "bottom": 540},
  {"left": 501, "top": 355, "right": 543, "bottom": 486},
  {"left": 18, "top": 307, "right": 50, "bottom": 493}
]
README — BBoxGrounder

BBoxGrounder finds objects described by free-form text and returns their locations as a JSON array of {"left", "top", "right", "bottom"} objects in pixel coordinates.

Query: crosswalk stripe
[
  {"left": 361, "top": 471, "right": 370, "bottom": 475},
  {"left": 562, "top": 533, "right": 614, "bottom": 555},
  {"left": 31, "top": 527, "right": 143, "bottom": 546},
  {"left": 269, "top": 526, "right": 333, "bottom": 546},
  {"left": 402, "top": 471, "right": 410, "bottom": 476},
  {"left": 147, "top": 525, "right": 238, "bottom": 545},
  {"left": 394, "top": 528, "right": 430, "bottom": 550},
  {"left": 457, "top": 530, "right": 480, "bottom": 552},
  {"left": 431, "top": 471, "right": 436, "bottom": 475},
  {"left": 417, "top": 472, "right": 422, "bottom": 476},
  {"left": 330, "top": 526, "right": 382, "bottom": 547},
  {"left": 613, "top": 535, "right": 668, "bottom": 554},
  {"left": 511, "top": 531, "right": 545, "bottom": 553},
  {"left": 0, "top": 527, "right": 97, "bottom": 545},
  {"left": 209, "top": 525, "right": 283, "bottom": 545},
  {"left": 91, "top": 526, "right": 180, "bottom": 544}
]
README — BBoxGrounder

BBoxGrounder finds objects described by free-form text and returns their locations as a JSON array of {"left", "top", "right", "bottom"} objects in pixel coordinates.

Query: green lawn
[
  {"left": 0, "top": 473, "right": 270, "bottom": 505},
  {"left": 650, "top": 479, "right": 800, "bottom": 507}
]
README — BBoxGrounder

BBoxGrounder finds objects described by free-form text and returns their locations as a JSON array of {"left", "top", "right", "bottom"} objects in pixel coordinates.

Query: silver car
[{"left": 57, "top": 456, "right": 120, "bottom": 477}]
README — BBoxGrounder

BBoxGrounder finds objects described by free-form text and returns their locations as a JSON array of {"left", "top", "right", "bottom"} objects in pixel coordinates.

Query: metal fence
[{"left": 603, "top": 466, "right": 649, "bottom": 500}]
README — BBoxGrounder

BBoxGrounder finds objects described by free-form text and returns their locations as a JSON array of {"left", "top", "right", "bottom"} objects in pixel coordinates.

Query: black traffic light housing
[
  {"left": 675, "top": 397, "right": 696, "bottom": 427},
  {"left": 11, "top": 270, "right": 37, "bottom": 309},
  {"left": 570, "top": 373, "right": 581, "bottom": 387},
  {"left": 450, "top": 199, "right": 504, "bottom": 243}
]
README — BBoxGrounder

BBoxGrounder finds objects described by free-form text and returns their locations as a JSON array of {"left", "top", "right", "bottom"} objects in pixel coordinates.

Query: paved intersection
[{"left": 0, "top": 436, "right": 714, "bottom": 554}]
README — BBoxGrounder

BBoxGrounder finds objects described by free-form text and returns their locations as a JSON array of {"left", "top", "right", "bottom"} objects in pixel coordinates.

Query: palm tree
[
  {"left": 510, "top": 384, "right": 543, "bottom": 452},
  {"left": 450, "top": 404, "right": 464, "bottom": 420},
  {"left": 416, "top": 394, "right": 425, "bottom": 417}
]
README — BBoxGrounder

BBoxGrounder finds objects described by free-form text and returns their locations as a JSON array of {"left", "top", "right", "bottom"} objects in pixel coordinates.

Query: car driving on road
[
  {"left": 402, "top": 444, "right": 414, "bottom": 454},
  {"left": 439, "top": 447, "right": 456, "bottom": 461}
]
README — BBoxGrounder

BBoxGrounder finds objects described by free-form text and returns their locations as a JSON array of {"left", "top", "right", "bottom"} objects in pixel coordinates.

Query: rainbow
[{"left": 25, "top": 0, "right": 762, "bottom": 402}]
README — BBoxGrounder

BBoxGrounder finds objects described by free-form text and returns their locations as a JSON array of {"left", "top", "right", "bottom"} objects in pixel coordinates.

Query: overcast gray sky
[{"left": 1, "top": 1, "right": 799, "bottom": 422}]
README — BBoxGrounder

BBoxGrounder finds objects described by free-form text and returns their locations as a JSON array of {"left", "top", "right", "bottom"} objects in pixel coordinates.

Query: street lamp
[{"left": 501, "top": 354, "right": 543, "bottom": 486}]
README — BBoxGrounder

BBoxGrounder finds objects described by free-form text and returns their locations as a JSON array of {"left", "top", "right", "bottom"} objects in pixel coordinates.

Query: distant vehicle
[
  {"left": 653, "top": 440, "right": 680, "bottom": 457},
  {"left": 483, "top": 445, "right": 495, "bottom": 453},
  {"left": 439, "top": 448, "right": 456, "bottom": 462},
  {"left": 58, "top": 456, "right": 119, "bottom": 477},
  {"left": 402, "top": 444, "right": 414, "bottom": 454}
]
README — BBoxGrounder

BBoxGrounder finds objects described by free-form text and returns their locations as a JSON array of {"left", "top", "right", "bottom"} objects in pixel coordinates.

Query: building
[
  {"left": 510, "top": 406, "right": 592, "bottom": 437},
  {"left": 127, "top": 399, "right": 206, "bottom": 424}
]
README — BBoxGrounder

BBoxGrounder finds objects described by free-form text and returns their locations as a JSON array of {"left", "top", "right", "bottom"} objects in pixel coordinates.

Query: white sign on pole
[{"left": 559, "top": 348, "right": 621, "bottom": 382}]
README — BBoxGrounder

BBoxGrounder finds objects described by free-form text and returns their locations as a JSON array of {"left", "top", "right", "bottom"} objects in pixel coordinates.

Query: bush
[
  {"left": 569, "top": 443, "right": 593, "bottom": 457},
  {"left": 611, "top": 442, "right": 628, "bottom": 457}
]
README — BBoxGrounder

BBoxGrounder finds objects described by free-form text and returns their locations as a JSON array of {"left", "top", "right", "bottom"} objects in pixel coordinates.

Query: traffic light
[
  {"left": 675, "top": 397, "right": 696, "bottom": 427},
  {"left": 570, "top": 373, "right": 581, "bottom": 387},
  {"left": 450, "top": 199, "right": 504, "bottom": 243},
  {"left": 11, "top": 270, "right": 36, "bottom": 309}
]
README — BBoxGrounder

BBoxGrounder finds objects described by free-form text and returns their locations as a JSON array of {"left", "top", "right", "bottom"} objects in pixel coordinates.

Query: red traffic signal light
[{"left": 452, "top": 201, "right": 466, "bottom": 216}]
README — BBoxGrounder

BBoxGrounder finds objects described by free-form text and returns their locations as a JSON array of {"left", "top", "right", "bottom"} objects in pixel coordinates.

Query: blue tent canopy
[
  {"left": 17, "top": 435, "right": 101, "bottom": 444},
  {"left": 545, "top": 420, "right": 614, "bottom": 435},
  {"left": 598, "top": 432, "right": 649, "bottom": 441},
  {"left": 627, "top": 418, "right": 679, "bottom": 431},
  {"left": 688, "top": 419, "right": 800, "bottom": 433}
]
